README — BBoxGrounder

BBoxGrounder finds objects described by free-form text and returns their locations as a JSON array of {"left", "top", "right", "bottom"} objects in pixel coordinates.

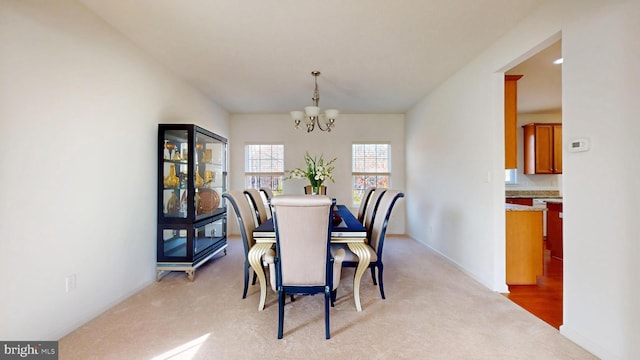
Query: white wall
[
  {"left": 406, "top": 0, "right": 640, "bottom": 358},
  {"left": 228, "top": 113, "right": 406, "bottom": 235},
  {"left": 0, "top": 0, "right": 229, "bottom": 340}
]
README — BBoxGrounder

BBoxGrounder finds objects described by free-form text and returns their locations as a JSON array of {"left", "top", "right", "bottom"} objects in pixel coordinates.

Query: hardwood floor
[{"left": 505, "top": 248, "right": 563, "bottom": 329}]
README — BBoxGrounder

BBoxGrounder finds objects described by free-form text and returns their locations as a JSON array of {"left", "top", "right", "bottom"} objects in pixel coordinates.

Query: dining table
[{"left": 250, "top": 204, "right": 370, "bottom": 312}]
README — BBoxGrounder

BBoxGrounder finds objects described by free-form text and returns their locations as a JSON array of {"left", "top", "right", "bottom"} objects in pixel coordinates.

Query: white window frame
[
  {"left": 244, "top": 144, "right": 284, "bottom": 194},
  {"left": 352, "top": 143, "right": 391, "bottom": 206}
]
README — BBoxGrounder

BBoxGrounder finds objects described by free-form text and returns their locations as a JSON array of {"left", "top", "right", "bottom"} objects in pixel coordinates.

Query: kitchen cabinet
[
  {"left": 546, "top": 201, "right": 563, "bottom": 259},
  {"left": 506, "top": 206, "right": 544, "bottom": 285},
  {"left": 506, "top": 197, "right": 533, "bottom": 206},
  {"left": 505, "top": 75, "right": 523, "bottom": 169},
  {"left": 157, "top": 124, "right": 228, "bottom": 281},
  {"left": 523, "top": 123, "right": 562, "bottom": 174}
]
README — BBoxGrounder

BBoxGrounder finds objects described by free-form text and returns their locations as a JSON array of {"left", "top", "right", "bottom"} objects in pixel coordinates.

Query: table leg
[
  {"left": 248, "top": 243, "right": 272, "bottom": 311},
  {"left": 347, "top": 243, "right": 371, "bottom": 312}
]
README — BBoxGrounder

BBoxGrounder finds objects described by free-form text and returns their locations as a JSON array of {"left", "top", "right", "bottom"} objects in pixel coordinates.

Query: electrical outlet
[{"left": 65, "top": 274, "right": 77, "bottom": 292}]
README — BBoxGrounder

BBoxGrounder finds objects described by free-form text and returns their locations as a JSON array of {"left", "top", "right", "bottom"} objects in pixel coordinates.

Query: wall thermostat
[{"left": 568, "top": 138, "right": 590, "bottom": 152}]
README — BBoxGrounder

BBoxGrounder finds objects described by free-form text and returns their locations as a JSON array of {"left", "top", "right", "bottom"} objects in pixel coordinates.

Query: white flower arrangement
[{"left": 285, "top": 151, "right": 336, "bottom": 188}]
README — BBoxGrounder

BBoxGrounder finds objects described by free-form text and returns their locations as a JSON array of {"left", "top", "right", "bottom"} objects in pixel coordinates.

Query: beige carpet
[{"left": 60, "top": 236, "right": 595, "bottom": 359}]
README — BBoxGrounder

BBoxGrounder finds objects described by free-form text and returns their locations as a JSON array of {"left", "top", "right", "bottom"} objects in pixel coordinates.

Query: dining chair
[
  {"left": 259, "top": 187, "right": 274, "bottom": 201},
  {"left": 244, "top": 188, "right": 269, "bottom": 226},
  {"left": 263, "top": 195, "right": 345, "bottom": 339},
  {"left": 356, "top": 187, "right": 376, "bottom": 224},
  {"left": 333, "top": 190, "right": 404, "bottom": 300},
  {"left": 223, "top": 190, "right": 274, "bottom": 299},
  {"left": 259, "top": 187, "right": 274, "bottom": 218},
  {"left": 363, "top": 188, "right": 386, "bottom": 236}
]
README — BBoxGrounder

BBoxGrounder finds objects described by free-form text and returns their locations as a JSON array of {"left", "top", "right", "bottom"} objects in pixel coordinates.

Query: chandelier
[{"left": 290, "top": 71, "right": 339, "bottom": 132}]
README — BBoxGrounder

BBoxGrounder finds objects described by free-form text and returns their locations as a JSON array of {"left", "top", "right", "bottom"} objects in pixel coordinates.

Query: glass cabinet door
[
  {"left": 158, "top": 216, "right": 226, "bottom": 262},
  {"left": 194, "top": 131, "right": 226, "bottom": 221},
  {"left": 159, "top": 125, "right": 227, "bottom": 222},
  {"left": 162, "top": 129, "right": 189, "bottom": 219}
]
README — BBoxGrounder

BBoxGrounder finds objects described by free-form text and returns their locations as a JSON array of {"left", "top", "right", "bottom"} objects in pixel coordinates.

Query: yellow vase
[
  {"left": 163, "top": 165, "right": 179, "bottom": 188},
  {"left": 195, "top": 166, "right": 204, "bottom": 188}
]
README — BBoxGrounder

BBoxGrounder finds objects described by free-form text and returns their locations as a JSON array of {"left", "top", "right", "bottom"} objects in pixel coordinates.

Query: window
[
  {"left": 505, "top": 169, "right": 517, "bottom": 185},
  {"left": 245, "top": 144, "right": 284, "bottom": 194},
  {"left": 352, "top": 143, "right": 390, "bottom": 206}
]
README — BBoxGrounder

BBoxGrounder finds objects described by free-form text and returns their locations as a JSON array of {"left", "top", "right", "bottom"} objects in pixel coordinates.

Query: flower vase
[{"left": 304, "top": 185, "right": 326, "bottom": 195}]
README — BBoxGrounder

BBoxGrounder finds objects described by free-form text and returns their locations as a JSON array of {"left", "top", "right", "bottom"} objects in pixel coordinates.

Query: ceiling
[
  {"left": 507, "top": 40, "right": 562, "bottom": 114},
  {"left": 78, "top": 0, "right": 555, "bottom": 115}
]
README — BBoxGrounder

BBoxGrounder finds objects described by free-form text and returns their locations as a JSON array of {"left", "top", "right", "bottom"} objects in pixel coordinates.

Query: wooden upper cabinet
[
  {"left": 553, "top": 124, "right": 563, "bottom": 173},
  {"left": 523, "top": 123, "right": 562, "bottom": 174},
  {"left": 504, "top": 75, "right": 523, "bottom": 169}
]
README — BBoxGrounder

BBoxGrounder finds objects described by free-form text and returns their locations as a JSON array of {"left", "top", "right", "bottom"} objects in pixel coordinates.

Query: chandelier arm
[{"left": 315, "top": 117, "right": 331, "bottom": 132}]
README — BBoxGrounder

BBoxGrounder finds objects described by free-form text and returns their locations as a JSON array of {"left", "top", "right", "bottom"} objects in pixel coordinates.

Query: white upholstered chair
[
  {"left": 264, "top": 195, "right": 345, "bottom": 339},
  {"left": 244, "top": 188, "right": 269, "bottom": 226},
  {"left": 223, "top": 190, "right": 274, "bottom": 299},
  {"left": 356, "top": 187, "right": 376, "bottom": 224},
  {"left": 259, "top": 187, "right": 274, "bottom": 218},
  {"left": 259, "top": 187, "right": 274, "bottom": 200},
  {"left": 363, "top": 188, "right": 386, "bottom": 235},
  {"left": 332, "top": 190, "right": 404, "bottom": 300}
]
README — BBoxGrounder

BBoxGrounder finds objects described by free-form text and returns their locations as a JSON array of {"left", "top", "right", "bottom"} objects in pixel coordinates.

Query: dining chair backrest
[
  {"left": 223, "top": 190, "right": 260, "bottom": 299},
  {"left": 269, "top": 195, "right": 343, "bottom": 339},
  {"left": 364, "top": 188, "right": 386, "bottom": 233},
  {"left": 244, "top": 189, "right": 269, "bottom": 225},
  {"left": 272, "top": 195, "right": 333, "bottom": 287},
  {"left": 223, "top": 191, "right": 256, "bottom": 254},
  {"left": 259, "top": 187, "right": 274, "bottom": 200},
  {"left": 259, "top": 187, "right": 274, "bottom": 218},
  {"left": 369, "top": 190, "right": 405, "bottom": 257},
  {"left": 357, "top": 187, "right": 376, "bottom": 223}
]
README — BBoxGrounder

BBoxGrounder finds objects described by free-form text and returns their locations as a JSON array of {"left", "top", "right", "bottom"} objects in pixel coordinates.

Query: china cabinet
[{"left": 157, "top": 124, "right": 228, "bottom": 281}]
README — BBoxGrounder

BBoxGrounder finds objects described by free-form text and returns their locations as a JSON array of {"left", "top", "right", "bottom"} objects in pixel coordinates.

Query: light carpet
[{"left": 60, "top": 236, "right": 595, "bottom": 359}]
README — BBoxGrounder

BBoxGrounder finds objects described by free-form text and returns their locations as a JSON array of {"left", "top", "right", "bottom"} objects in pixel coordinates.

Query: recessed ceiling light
[{"left": 553, "top": 58, "right": 563, "bottom": 64}]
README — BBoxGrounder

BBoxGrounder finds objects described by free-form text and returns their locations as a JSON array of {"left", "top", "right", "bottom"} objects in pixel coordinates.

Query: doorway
[{"left": 503, "top": 38, "right": 563, "bottom": 329}]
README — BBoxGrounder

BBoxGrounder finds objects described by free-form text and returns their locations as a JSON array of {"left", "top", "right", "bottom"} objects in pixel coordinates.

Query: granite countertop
[
  {"left": 505, "top": 190, "right": 562, "bottom": 199},
  {"left": 544, "top": 199, "right": 563, "bottom": 204},
  {"left": 505, "top": 203, "right": 547, "bottom": 212}
]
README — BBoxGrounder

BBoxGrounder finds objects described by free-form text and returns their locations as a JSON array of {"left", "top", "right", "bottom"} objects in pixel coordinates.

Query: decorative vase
[
  {"left": 163, "top": 165, "right": 179, "bottom": 188},
  {"left": 199, "top": 188, "right": 220, "bottom": 213},
  {"left": 195, "top": 192, "right": 202, "bottom": 215},
  {"left": 304, "top": 185, "right": 326, "bottom": 195},
  {"left": 195, "top": 165, "right": 204, "bottom": 188},
  {"left": 204, "top": 170, "right": 214, "bottom": 187},
  {"left": 166, "top": 192, "right": 180, "bottom": 215}
]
